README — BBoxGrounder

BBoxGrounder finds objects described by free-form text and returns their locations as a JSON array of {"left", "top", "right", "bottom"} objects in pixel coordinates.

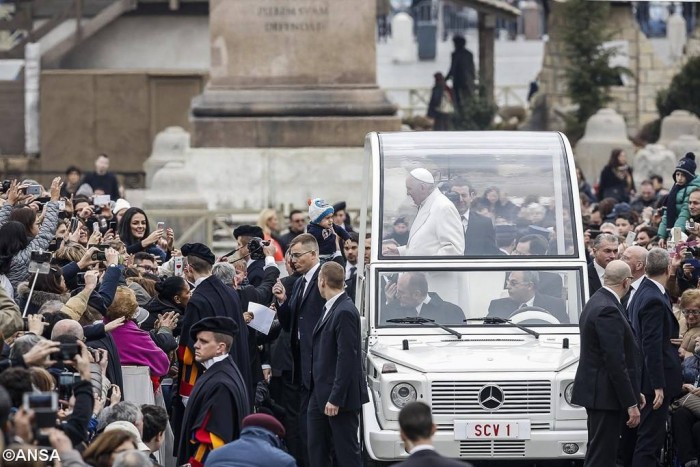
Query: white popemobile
[{"left": 355, "top": 132, "right": 588, "bottom": 465}]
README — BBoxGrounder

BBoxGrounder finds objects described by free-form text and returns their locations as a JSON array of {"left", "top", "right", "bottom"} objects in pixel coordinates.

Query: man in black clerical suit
[
  {"left": 233, "top": 225, "right": 266, "bottom": 287},
  {"left": 572, "top": 260, "right": 643, "bottom": 467},
  {"left": 383, "top": 272, "right": 464, "bottom": 324},
  {"left": 488, "top": 270, "right": 569, "bottom": 323}
]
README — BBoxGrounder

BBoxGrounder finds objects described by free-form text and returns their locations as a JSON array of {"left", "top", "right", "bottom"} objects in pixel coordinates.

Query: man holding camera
[{"left": 233, "top": 225, "right": 269, "bottom": 287}]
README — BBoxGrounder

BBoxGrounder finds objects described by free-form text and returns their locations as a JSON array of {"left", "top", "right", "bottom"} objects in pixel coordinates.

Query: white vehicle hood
[{"left": 370, "top": 338, "right": 579, "bottom": 373}]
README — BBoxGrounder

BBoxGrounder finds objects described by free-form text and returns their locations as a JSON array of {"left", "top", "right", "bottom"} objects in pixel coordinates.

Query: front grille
[
  {"left": 459, "top": 440, "right": 526, "bottom": 457},
  {"left": 436, "top": 420, "right": 550, "bottom": 431},
  {"left": 431, "top": 380, "right": 552, "bottom": 415}
]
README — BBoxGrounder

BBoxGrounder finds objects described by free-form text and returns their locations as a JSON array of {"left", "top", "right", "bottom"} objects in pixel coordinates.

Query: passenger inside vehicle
[
  {"left": 381, "top": 271, "right": 464, "bottom": 325},
  {"left": 487, "top": 270, "right": 569, "bottom": 324}
]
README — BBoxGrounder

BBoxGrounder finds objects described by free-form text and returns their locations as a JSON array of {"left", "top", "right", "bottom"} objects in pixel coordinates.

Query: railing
[{"left": 384, "top": 84, "right": 530, "bottom": 118}]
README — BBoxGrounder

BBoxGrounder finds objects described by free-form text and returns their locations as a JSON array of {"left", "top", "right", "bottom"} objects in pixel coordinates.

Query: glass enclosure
[
  {"left": 375, "top": 268, "right": 584, "bottom": 327},
  {"left": 377, "top": 132, "right": 577, "bottom": 259}
]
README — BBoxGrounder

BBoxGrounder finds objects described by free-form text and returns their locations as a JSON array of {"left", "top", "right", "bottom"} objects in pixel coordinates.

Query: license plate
[{"left": 453, "top": 420, "right": 531, "bottom": 440}]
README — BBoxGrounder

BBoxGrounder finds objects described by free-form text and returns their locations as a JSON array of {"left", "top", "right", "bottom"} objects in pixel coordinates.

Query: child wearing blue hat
[{"left": 307, "top": 198, "right": 351, "bottom": 263}]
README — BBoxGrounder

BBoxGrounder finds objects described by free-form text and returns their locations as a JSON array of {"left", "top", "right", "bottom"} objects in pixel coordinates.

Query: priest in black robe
[{"left": 177, "top": 316, "right": 251, "bottom": 467}]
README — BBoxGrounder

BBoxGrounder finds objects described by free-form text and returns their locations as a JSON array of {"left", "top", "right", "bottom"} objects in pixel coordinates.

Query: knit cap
[
  {"left": 675, "top": 152, "right": 697, "bottom": 181},
  {"left": 308, "top": 198, "right": 334, "bottom": 224}
]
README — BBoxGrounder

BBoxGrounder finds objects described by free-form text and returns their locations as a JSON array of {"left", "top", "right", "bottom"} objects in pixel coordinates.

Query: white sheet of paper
[{"left": 247, "top": 302, "right": 276, "bottom": 335}]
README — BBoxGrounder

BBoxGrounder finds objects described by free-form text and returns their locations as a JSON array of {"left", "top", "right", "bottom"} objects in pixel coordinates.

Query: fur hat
[
  {"left": 675, "top": 152, "right": 697, "bottom": 181},
  {"left": 308, "top": 198, "right": 334, "bottom": 224}
]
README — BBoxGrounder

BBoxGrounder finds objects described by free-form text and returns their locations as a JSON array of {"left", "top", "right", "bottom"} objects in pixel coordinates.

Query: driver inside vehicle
[
  {"left": 383, "top": 271, "right": 464, "bottom": 325},
  {"left": 487, "top": 271, "right": 569, "bottom": 324}
]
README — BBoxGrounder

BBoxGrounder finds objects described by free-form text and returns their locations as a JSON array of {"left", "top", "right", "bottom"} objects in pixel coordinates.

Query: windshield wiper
[
  {"left": 387, "top": 317, "right": 463, "bottom": 339},
  {"left": 465, "top": 317, "right": 540, "bottom": 339}
]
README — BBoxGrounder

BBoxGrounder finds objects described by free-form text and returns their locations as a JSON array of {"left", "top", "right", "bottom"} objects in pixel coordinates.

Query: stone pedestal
[
  {"left": 669, "top": 135, "right": 700, "bottom": 160},
  {"left": 143, "top": 127, "right": 190, "bottom": 187},
  {"left": 574, "top": 108, "right": 635, "bottom": 184},
  {"left": 658, "top": 110, "right": 700, "bottom": 147},
  {"left": 392, "top": 12, "right": 416, "bottom": 63},
  {"left": 191, "top": 0, "right": 400, "bottom": 148},
  {"left": 634, "top": 144, "right": 677, "bottom": 190}
]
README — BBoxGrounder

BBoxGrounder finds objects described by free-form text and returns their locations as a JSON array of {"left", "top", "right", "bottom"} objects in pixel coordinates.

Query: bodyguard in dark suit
[
  {"left": 572, "top": 260, "right": 642, "bottom": 467},
  {"left": 587, "top": 233, "right": 620, "bottom": 297},
  {"left": 447, "top": 178, "right": 499, "bottom": 255},
  {"left": 394, "top": 401, "right": 472, "bottom": 467},
  {"left": 344, "top": 232, "right": 360, "bottom": 303},
  {"left": 272, "top": 234, "right": 327, "bottom": 467},
  {"left": 627, "top": 248, "right": 683, "bottom": 467},
  {"left": 383, "top": 272, "right": 464, "bottom": 324},
  {"left": 488, "top": 270, "right": 569, "bottom": 323},
  {"left": 308, "top": 262, "right": 369, "bottom": 467}
]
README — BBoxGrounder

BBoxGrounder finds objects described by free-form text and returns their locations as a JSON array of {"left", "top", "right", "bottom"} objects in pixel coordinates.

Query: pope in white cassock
[{"left": 392, "top": 168, "right": 465, "bottom": 257}]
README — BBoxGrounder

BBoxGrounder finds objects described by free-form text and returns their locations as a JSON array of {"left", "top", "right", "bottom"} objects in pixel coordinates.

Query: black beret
[
  {"left": 190, "top": 316, "right": 239, "bottom": 341},
  {"left": 333, "top": 201, "right": 347, "bottom": 212},
  {"left": 233, "top": 225, "right": 264, "bottom": 239},
  {"left": 181, "top": 243, "right": 215, "bottom": 265}
]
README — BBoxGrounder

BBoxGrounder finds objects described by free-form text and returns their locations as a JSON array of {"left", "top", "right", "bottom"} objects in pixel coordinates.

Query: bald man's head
[
  {"left": 50, "top": 319, "right": 84, "bottom": 341},
  {"left": 603, "top": 260, "right": 632, "bottom": 287},
  {"left": 620, "top": 245, "right": 648, "bottom": 279}
]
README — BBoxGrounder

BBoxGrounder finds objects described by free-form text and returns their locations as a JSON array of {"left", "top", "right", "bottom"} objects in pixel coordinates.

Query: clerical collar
[{"left": 203, "top": 353, "right": 229, "bottom": 370}]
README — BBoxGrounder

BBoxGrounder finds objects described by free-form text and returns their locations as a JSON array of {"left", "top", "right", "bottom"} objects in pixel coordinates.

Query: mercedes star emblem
[{"left": 477, "top": 384, "right": 505, "bottom": 410}]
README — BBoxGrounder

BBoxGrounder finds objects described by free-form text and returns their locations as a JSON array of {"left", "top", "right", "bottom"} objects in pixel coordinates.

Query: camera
[
  {"left": 57, "top": 371, "right": 81, "bottom": 400},
  {"left": 47, "top": 238, "right": 62, "bottom": 252},
  {"left": 26, "top": 185, "right": 42, "bottom": 196},
  {"left": 1, "top": 180, "right": 10, "bottom": 193},
  {"left": 76, "top": 272, "right": 86, "bottom": 286},
  {"left": 248, "top": 237, "right": 270, "bottom": 261},
  {"left": 52, "top": 342, "right": 80, "bottom": 362},
  {"left": 92, "top": 251, "right": 107, "bottom": 261}
]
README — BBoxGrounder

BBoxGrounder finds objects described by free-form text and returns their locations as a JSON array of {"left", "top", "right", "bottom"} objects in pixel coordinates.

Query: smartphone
[
  {"left": 109, "top": 221, "right": 117, "bottom": 232},
  {"left": 58, "top": 200, "right": 66, "bottom": 211},
  {"left": 157, "top": 221, "right": 166, "bottom": 239},
  {"left": 26, "top": 185, "right": 42, "bottom": 196},
  {"left": 23, "top": 392, "right": 58, "bottom": 412},
  {"left": 92, "top": 221, "right": 100, "bottom": 233},
  {"left": 625, "top": 231, "right": 636, "bottom": 246},
  {"left": 77, "top": 272, "right": 86, "bottom": 285},
  {"left": 93, "top": 194, "right": 111, "bottom": 206},
  {"left": 173, "top": 256, "right": 184, "bottom": 277},
  {"left": 70, "top": 217, "right": 80, "bottom": 233},
  {"left": 688, "top": 220, "right": 696, "bottom": 231}
]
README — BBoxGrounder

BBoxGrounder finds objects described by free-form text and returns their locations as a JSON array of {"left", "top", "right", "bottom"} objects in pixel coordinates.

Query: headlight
[
  {"left": 564, "top": 382, "right": 579, "bottom": 407},
  {"left": 390, "top": 383, "right": 417, "bottom": 408}
]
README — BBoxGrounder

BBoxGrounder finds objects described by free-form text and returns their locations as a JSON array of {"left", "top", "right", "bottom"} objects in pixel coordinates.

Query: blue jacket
[{"left": 205, "top": 426, "right": 296, "bottom": 467}]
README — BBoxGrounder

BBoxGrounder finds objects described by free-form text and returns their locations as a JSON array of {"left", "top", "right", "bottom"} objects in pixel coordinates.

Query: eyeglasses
[
  {"left": 290, "top": 250, "right": 313, "bottom": 259},
  {"left": 507, "top": 280, "right": 530, "bottom": 287},
  {"left": 683, "top": 309, "right": 700, "bottom": 316}
]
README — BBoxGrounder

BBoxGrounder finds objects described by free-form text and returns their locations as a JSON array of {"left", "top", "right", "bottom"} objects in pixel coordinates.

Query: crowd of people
[
  {"left": 0, "top": 154, "right": 370, "bottom": 467},
  {"left": 4, "top": 144, "right": 700, "bottom": 467}
]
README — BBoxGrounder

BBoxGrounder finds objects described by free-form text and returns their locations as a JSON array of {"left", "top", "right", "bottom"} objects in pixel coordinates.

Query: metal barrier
[{"left": 384, "top": 84, "right": 530, "bottom": 118}]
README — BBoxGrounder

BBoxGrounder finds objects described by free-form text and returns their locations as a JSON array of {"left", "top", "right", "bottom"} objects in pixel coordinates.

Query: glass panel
[
  {"left": 376, "top": 268, "right": 583, "bottom": 327},
  {"left": 378, "top": 132, "right": 577, "bottom": 258}
]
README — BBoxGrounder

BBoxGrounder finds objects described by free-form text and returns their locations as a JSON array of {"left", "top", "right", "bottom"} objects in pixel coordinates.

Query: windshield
[
  {"left": 376, "top": 268, "right": 584, "bottom": 327},
  {"left": 377, "top": 132, "right": 577, "bottom": 259}
]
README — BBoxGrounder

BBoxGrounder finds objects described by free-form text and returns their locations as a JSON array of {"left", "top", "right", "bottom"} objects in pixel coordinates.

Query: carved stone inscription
[{"left": 209, "top": 0, "right": 375, "bottom": 86}]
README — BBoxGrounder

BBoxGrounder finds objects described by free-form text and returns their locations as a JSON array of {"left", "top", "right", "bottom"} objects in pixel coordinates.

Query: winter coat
[
  {"left": 205, "top": 426, "right": 296, "bottom": 467},
  {"left": 0, "top": 201, "right": 60, "bottom": 290},
  {"left": 658, "top": 177, "right": 700, "bottom": 239}
]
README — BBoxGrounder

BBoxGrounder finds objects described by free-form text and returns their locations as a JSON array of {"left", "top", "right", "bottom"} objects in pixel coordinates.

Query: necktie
[
  {"left": 321, "top": 305, "right": 329, "bottom": 322},
  {"left": 299, "top": 277, "right": 308, "bottom": 301}
]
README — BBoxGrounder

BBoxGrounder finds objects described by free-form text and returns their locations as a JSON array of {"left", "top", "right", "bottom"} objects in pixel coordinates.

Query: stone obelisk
[{"left": 191, "top": 0, "right": 400, "bottom": 148}]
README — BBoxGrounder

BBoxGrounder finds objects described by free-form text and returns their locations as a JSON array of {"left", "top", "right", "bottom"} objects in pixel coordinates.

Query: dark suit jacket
[
  {"left": 392, "top": 449, "right": 472, "bottom": 467},
  {"left": 247, "top": 259, "right": 265, "bottom": 287},
  {"left": 277, "top": 265, "right": 325, "bottom": 388},
  {"left": 464, "top": 210, "right": 499, "bottom": 255},
  {"left": 310, "top": 293, "right": 369, "bottom": 411},
  {"left": 588, "top": 261, "right": 603, "bottom": 297},
  {"left": 487, "top": 293, "right": 569, "bottom": 324},
  {"left": 383, "top": 292, "right": 464, "bottom": 325},
  {"left": 627, "top": 277, "right": 682, "bottom": 398},
  {"left": 571, "top": 288, "right": 641, "bottom": 410},
  {"left": 345, "top": 267, "right": 358, "bottom": 304}
]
